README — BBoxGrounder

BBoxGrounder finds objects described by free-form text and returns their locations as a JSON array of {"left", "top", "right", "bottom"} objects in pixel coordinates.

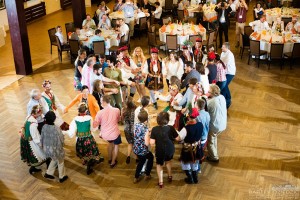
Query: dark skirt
[
  {"left": 76, "top": 134, "right": 101, "bottom": 165},
  {"left": 20, "top": 137, "right": 39, "bottom": 166}
]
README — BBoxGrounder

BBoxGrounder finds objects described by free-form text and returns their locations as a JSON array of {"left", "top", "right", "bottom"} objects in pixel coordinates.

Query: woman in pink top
[
  {"left": 215, "top": 54, "right": 227, "bottom": 95},
  {"left": 93, "top": 95, "right": 121, "bottom": 168}
]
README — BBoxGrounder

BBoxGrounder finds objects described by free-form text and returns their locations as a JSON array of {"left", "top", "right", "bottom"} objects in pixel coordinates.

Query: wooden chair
[
  {"left": 163, "top": 0, "right": 173, "bottom": 13},
  {"left": 189, "top": 35, "right": 201, "bottom": 45},
  {"left": 55, "top": 36, "right": 70, "bottom": 62},
  {"left": 65, "top": 22, "right": 75, "bottom": 42},
  {"left": 207, "top": 30, "right": 216, "bottom": 49},
  {"left": 111, "top": 18, "right": 117, "bottom": 28},
  {"left": 268, "top": 43, "right": 284, "bottom": 70},
  {"left": 282, "top": 17, "right": 292, "bottom": 27},
  {"left": 166, "top": 34, "right": 179, "bottom": 53},
  {"left": 188, "top": 17, "right": 197, "bottom": 24},
  {"left": 134, "top": 17, "right": 148, "bottom": 39},
  {"left": 239, "top": 33, "right": 250, "bottom": 59},
  {"left": 69, "top": 39, "right": 80, "bottom": 64},
  {"left": 147, "top": 31, "right": 166, "bottom": 54},
  {"left": 283, "top": 43, "right": 300, "bottom": 69},
  {"left": 177, "top": 9, "right": 184, "bottom": 22},
  {"left": 244, "top": 25, "right": 253, "bottom": 37},
  {"left": 93, "top": 40, "right": 105, "bottom": 55},
  {"left": 248, "top": 40, "right": 267, "bottom": 68},
  {"left": 48, "top": 28, "right": 57, "bottom": 54}
]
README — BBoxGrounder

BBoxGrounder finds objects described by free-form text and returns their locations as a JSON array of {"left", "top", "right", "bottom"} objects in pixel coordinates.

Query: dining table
[
  {"left": 265, "top": 7, "right": 300, "bottom": 25},
  {"left": 186, "top": 3, "right": 217, "bottom": 22},
  {"left": 159, "top": 23, "right": 207, "bottom": 45}
]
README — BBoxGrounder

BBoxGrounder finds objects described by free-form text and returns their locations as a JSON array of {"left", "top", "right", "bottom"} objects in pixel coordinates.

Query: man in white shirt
[
  {"left": 249, "top": 14, "right": 271, "bottom": 32},
  {"left": 117, "top": 18, "right": 130, "bottom": 41},
  {"left": 82, "top": 14, "right": 96, "bottom": 29},
  {"left": 55, "top": 26, "right": 67, "bottom": 45},
  {"left": 220, "top": 42, "right": 236, "bottom": 108},
  {"left": 152, "top": 2, "right": 162, "bottom": 25},
  {"left": 285, "top": 16, "right": 300, "bottom": 33}
]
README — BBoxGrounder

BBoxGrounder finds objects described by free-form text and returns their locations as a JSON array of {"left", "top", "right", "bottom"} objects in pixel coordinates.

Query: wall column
[{"left": 72, "top": 0, "right": 86, "bottom": 28}]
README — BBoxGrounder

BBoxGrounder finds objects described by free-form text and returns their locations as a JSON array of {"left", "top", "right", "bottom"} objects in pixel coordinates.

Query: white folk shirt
[
  {"left": 249, "top": 20, "right": 271, "bottom": 32},
  {"left": 120, "top": 23, "right": 129, "bottom": 40},
  {"left": 162, "top": 60, "right": 184, "bottom": 80},
  {"left": 220, "top": 50, "right": 236, "bottom": 75}
]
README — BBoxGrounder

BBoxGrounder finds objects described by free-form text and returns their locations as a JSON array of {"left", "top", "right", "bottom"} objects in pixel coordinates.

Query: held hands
[{"left": 114, "top": 80, "right": 120, "bottom": 86}]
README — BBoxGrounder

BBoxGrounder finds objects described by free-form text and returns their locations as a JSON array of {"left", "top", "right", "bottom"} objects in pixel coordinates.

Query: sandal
[
  {"left": 158, "top": 182, "right": 164, "bottom": 188},
  {"left": 168, "top": 176, "right": 173, "bottom": 183}
]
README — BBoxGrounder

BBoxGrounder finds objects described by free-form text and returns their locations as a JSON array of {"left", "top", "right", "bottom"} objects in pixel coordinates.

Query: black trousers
[
  {"left": 135, "top": 152, "right": 154, "bottom": 178},
  {"left": 219, "top": 22, "right": 229, "bottom": 47}
]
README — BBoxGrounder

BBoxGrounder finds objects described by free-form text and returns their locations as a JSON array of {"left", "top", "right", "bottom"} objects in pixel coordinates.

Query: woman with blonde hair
[{"left": 132, "top": 47, "right": 147, "bottom": 102}]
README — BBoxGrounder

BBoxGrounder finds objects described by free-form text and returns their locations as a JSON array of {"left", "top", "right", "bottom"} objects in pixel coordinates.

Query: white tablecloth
[
  {"left": 186, "top": 4, "right": 217, "bottom": 22},
  {"left": 159, "top": 24, "right": 206, "bottom": 45},
  {"left": 265, "top": 7, "right": 300, "bottom": 24}
]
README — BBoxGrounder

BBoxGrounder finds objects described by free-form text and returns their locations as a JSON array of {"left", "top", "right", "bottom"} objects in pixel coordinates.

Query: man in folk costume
[
  {"left": 27, "top": 89, "right": 49, "bottom": 133},
  {"left": 41, "top": 80, "right": 69, "bottom": 131},
  {"left": 117, "top": 46, "right": 138, "bottom": 99},
  {"left": 20, "top": 105, "right": 48, "bottom": 174},
  {"left": 192, "top": 38, "right": 204, "bottom": 64},
  {"left": 154, "top": 84, "right": 183, "bottom": 130},
  {"left": 143, "top": 48, "right": 163, "bottom": 110}
]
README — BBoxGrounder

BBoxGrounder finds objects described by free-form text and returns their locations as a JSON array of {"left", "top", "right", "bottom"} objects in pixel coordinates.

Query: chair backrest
[
  {"left": 292, "top": 43, "right": 300, "bottom": 58},
  {"left": 188, "top": 17, "right": 197, "bottom": 24},
  {"left": 249, "top": 40, "right": 260, "bottom": 55},
  {"left": 48, "top": 28, "right": 57, "bottom": 45},
  {"left": 111, "top": 18, "right": 117, "bottom": 28},
  {"left": 208, "top": 31, "right": 215, "bottom": 45},
  {"left": 69, "top": 39, "right": 80, "bottom": 55},
  {"left": 162, "top": 17, "right": 172, "bottom": 25},
  {"left": 282, "top": 17, "right": 292, "bottom": 27},
  {"left": 139, "top": 17, "right": 148, "bottom": 30},
  {"left": 165, "top": 0, "right": 173, "bottom": 10},
  {"left": 148, "top": 31, "right": 156, "bottom": 45},
  {"left": 166, "top": 35, "right": 177, "bottom": 50},
  {"left": 189, "top": 35, "right": 200, "bottom": 44},
  {"left": 244, "top": 25, "right": 253, "bottom": 37},
  {"left": 270, "top": 43, "right": 284, "bottom": 59},
  {"left": 177, "top": 9, "right": 184, "bottom": 21},
  {"left": 65, "top": 22, "right": 75, "bottom": 36},
  {"left": 149, "top": 25, "right": 156, "bottom": 33},
  {"left": 55, "top": 36, "right": 62, "bottom": 51},
  {"left": 93, "top": 40, "right": 105, "bottom": 55}
]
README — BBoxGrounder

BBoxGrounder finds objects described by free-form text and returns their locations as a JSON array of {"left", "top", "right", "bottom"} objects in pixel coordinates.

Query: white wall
[{"left": 0, "top": 0, "right": 61, "bottom": 31}]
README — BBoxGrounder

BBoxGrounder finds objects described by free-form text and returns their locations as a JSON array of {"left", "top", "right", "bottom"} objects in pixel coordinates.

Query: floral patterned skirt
[
  {"left": 20, "top": 137, "right": 39, "bottom": 166},
  {"left": 76, "top": 134, "right": 101, "bottom": 165}
]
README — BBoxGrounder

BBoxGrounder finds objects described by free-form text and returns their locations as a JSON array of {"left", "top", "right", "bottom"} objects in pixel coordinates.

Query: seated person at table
[
  {"left": 152, "top": 2, "right": 162, "bottom": 25},
  {"left": 285, "top": 16, "right": 300, "bottom": 33},
  {"left": 121, "top": 0, "right": 137, "bottom": 18},
  {"left": 55, "top": 26, "right": 68, "bottom": 46},
  {"left": 272, "top": 17, "right": 284, "bottom": 33},
  {"left": 142, "top": 0, "right": 153, "bottom": 15},
  {"left": 113, "top": 0, "right": 124, "bottom": 12},
  {"left": 193, "top": 3, "right": 204, "bottom": 24},
  {"left": 254, "top": 2, "right": 264, "bottom": 20},
  {"left": 117, "top": 18, "right": 130, "bottom": 41},
  {"left": 249, "top": 14, "right": 270, "bottom": 32},
  {"left": 82, "top": 14, "right": 96, "bottom": 29},
  {"left": 178, "top": 0, "right": 184, "bottom": 10},
  {"left": 89, "top": 29, "right": 105, "bottom": 51},
  {"left": 98, "top": 1, "right": 111, "bottom": 15},
  {"left": 98, "top": 15, "right": 111, "bottom": 30},
  {"left": 70, "top": 28, "right": 81, "bottom": 41}
]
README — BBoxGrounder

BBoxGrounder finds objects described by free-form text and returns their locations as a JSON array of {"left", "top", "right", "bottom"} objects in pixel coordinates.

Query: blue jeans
[
  {"left": 223, "top": 74, "right": 235, "bottom": 108},
  {"left": 217, "top": 81, "right": 227, "bottom": 96}
]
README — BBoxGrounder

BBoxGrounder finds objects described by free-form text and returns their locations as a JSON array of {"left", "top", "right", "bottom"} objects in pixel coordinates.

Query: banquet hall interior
[{"left": 0, "top": 0, "right": 299, "bottom": 199}]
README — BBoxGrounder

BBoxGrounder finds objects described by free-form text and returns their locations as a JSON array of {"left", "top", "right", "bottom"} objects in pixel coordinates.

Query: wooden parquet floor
[{"left": 0, "top": 2, "right": 300, "bottom": 200}]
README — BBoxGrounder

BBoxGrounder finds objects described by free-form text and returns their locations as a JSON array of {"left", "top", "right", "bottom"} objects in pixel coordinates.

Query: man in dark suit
[{"left": 215, "top": 1, "right": 232, "bottom": 48}]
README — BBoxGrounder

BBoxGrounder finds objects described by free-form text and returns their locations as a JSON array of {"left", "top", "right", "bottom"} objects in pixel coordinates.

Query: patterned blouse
[
  {"left": 216, "top": 62, "right": 227, "bottom": 82},
  {"left": 133, "top": 123, "right": 149, "bottom": 156}
]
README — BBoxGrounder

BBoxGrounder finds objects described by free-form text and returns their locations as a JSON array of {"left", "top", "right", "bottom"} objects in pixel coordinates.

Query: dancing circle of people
[{"left": 20, "top": 40, "right": 234, "bottom": 187}]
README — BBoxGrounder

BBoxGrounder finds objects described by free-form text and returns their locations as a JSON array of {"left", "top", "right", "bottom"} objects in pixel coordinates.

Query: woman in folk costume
[
  {"left": 162, "top": 51, "right": 184, "bottom": 87},
  {"left": 192, "top": 38, "right": 205, "bottom": 64},
  {"left": 154, "top": 84, "right": 183, "bottom": 130},
  {"left": 64, "top": 85, "right": 100, "bottom": 120},
  {"left": 64, "top": 103, "right": 104, "bottom": 175},
  {"left": 178, "top": 108, "right": 203, "bottom": 184},
  {"left": 143, "top": 47, "right": 163, "bottom": 110},
  {"left": 41, "top": 80, "right": 69, "bottom": 131},
  {"left": 20, "top": 105, "right": 47, "bottom": 174}
]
